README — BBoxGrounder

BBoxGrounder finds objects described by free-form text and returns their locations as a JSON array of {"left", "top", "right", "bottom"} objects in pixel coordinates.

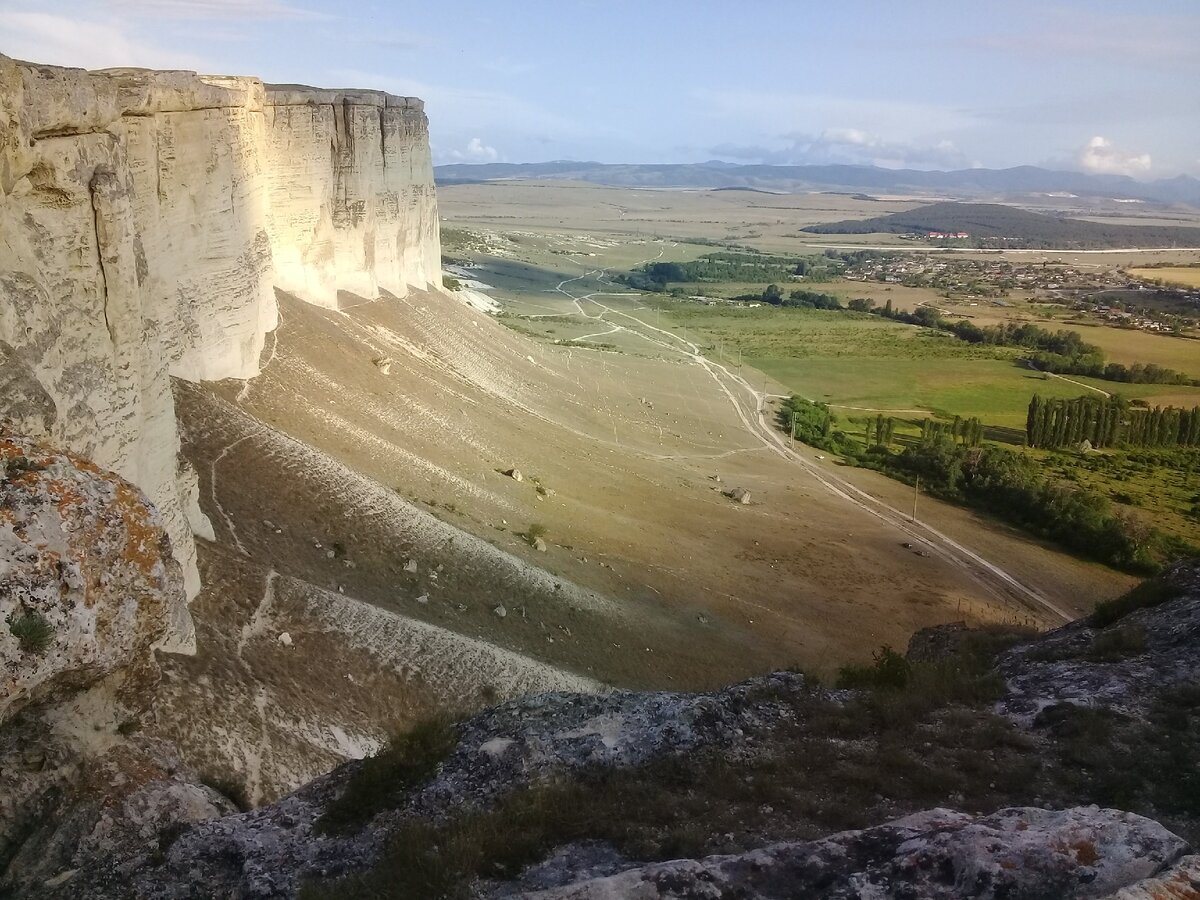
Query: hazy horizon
[{"left": 2, "top": 0, "right": 1197, "bottom": 178}]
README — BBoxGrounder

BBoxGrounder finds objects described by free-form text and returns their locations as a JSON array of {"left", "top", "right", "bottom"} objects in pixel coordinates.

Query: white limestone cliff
[
  {"left": 264, "top": 85, "right": 441, "bottom": 307},
  {"left": 0, "top": 56, "right": 442, "bottom": 649}
]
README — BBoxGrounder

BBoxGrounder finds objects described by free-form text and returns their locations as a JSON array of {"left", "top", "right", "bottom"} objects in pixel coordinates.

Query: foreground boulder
[
  {"left": 0, "top": 432, "right": 232, "bottom": 894},
  {"left": 512, "top": 807, "right": 1188, "bottom": 900},
  {"left": 999, "top": 559, "right": 1200, "bottom": 723},
  {"left": 0, "top": 432, "right": 184, "bottom": 721}
]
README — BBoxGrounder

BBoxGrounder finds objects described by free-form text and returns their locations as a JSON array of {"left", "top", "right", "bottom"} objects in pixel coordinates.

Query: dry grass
[
  {"left": 302, "top": 633, "right": 1049, "bottom": 898},
  {"left": 1130, "top": 266, "right": 1200, "bottom": 289}
]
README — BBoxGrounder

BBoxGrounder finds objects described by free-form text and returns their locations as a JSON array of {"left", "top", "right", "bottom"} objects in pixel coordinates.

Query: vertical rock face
[
  {"left": 0, "top": 56, "right": 441, "bottom": 643},
  {"left": 264, "top": 87, "right": 441, "bottom": 307}
]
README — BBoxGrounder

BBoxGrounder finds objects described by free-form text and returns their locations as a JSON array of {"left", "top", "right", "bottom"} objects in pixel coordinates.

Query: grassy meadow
[{"left": 436, "top": 186, "right": 1200, "bottom": 555}]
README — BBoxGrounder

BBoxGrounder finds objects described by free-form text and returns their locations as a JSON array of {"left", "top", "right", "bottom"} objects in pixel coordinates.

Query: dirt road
[{"left": 550, "top": 243, "right": 1074, "bottom": 623}]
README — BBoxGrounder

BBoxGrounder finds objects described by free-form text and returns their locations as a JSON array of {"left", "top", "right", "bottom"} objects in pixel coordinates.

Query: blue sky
[{"left": 3, "top": 0, "right": 1198, "bottom": 177}]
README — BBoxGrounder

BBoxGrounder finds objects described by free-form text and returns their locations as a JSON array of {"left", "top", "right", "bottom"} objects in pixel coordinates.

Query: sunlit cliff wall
[{"left": 0, "top": 56, "right": 441, "bottom": 649}]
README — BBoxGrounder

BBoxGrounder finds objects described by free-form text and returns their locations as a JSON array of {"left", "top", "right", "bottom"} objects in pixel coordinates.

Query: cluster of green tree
[
  {"left": 1028, "top": 353, "right": 1198, "bottom": 386},
  {"left": 921, "top": 415, "right": 985, "bottom": 447},
  {"left": 862, "top": 299, "right": 1198, "bottom": 387},
  {"left": 876, "top": 439, "right": 1182, "bottom": 573},
  {"left": 801, "top": 201, "right": 1200, "bottom": 250},
  {"left": 618, "top": 254, "right": 791, "bottom": 290},
  {"left": 778, "top": 396, "right": 844, "bottom": 453},
  {"left": 1027, "top": 395, "right": 1200, "bottom": 450},
  {"left": 733, "top": 285, "right": 844, "bottom": 309},
  {"left": 618, "top": 252, "right": 844, "bottom": 292},
  {"left": 865, "top": 414, "right": 896, "bottom": 447},
  {"left": 777, "top": 396, "right": 1191, "bottom": 573}
]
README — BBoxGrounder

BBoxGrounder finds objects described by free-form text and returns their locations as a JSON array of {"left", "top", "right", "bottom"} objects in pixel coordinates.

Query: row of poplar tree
[
  {"left": 1026, "top": 394, "right": 1200, "bottom": 449},
  {"left": 860, "top": 414, "right": 985, "bottom": 448},
  {"left": 920, "top": 415, "right": 986, "bottom": 447}
]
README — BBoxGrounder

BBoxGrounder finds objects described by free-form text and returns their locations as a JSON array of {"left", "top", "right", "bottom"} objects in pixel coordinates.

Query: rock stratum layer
[{"left": 0, "top": 56, "right": 441, "bottom": 646}]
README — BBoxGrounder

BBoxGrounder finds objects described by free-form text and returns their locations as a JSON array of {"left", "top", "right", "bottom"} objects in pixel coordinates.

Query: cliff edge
[{"left": 0, "top": 56, "right": 441, "bottom": 648}]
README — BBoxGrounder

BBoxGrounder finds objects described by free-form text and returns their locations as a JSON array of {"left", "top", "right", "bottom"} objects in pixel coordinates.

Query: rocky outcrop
[
  {"left": 0, "top": 432, "right": 231, "bottom": 891},
  {"left": 263, "top": 85, "right": 440, "bottom": 306},
  {"left": 512, "top": 807, "right": 1189, "bottom": 900},
  {"left": 999, "top": 559, "right": 1200, "bottom": 723},
  {"left": 0, "top": 56, "right": 441, "bottom": 645},
  {"left": 0, "top": 432, "right": 182, "bottom": 719},
  {"left": 4, "top": 431, "right": 1198, "bottom": 898}
]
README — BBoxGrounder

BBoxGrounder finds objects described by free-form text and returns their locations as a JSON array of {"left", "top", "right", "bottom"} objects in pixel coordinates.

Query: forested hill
[{"left": 802, "top": 202, "right": 1200, "bottom": 249}]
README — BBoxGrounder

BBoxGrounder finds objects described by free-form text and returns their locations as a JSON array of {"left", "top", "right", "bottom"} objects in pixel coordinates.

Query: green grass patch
[
  {"left": 1039, "top": 684, "right": 1200, "bottom": 830},
  {"left": 314, "top": 715, "right": 458, "bottom": 836}
]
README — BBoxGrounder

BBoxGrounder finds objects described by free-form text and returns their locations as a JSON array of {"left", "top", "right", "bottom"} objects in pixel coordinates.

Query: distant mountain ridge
[{"left": 435, "top": 160, "right": 1200, "bottom": 206}]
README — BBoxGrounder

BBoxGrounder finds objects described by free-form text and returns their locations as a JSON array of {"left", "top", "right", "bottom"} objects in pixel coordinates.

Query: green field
[
  {"left": 439, "top": 197, "right": 1200, "bottom": 556},
  {"left": 1035, "top": 447, "right": 1200, "bottom": 548}
]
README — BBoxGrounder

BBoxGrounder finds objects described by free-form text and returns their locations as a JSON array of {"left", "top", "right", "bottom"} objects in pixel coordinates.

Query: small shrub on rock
[
  {"left": 7, "top": 610, "right": 54, "bottom": 654},
  {"left": 315, "top": 714, "right": 458, "bottom": 836}
]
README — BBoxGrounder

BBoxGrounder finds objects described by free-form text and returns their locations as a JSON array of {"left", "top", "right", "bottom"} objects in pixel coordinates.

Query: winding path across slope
[{"left": 546, "top": 243, "right": 1074, "bottom": 623}]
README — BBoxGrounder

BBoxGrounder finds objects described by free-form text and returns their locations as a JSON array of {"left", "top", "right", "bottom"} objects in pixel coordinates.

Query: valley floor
[{"left": 157, "top": 243, "right": 1132, "bottom": 796}]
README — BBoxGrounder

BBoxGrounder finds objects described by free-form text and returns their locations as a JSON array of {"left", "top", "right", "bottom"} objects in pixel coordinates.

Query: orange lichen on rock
[
  {"left": 112, "top": 481, "right": 169, "bottom": 579},
  {"left": 1, "top": 429, "right": 183, "bottom": 722}
]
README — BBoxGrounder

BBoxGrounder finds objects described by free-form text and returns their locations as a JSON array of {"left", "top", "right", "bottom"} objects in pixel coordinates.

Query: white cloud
[
  {"left": 712, "top": 128, "right": 969, "bottom": 171},
  {"left": 1, "top": 11, "right": 207, "bottom": 70},
  {"left": 693, "top": 89, "right": 978, "bottom": 140},
  {"left": 106, "top": 0, "right": 322, "bottom": 19},
  {"left": 444, "top": 137, "right": 499, "bottom": 163},
  {"left": 1077, "top": 136, "right": 1152, "bottom": 176}
]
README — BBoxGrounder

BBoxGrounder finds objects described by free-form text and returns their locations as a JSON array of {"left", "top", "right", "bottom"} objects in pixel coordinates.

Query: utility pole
[{"left": 912, "top": 476, "right": 920, "bottom": 522}]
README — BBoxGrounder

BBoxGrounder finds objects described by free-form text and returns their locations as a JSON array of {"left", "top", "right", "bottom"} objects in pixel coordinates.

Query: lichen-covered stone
[
  {"left": 0, "top": 431, "right": 180, "bottom": 721},
  {"left": 999, "top": 559, "right": 1200, "bottom": 723}
]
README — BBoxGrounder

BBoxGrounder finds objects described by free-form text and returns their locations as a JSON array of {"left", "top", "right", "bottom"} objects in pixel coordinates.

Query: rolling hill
[{"left": 802, "top": 201, "right": 1200, "bottom": 249}]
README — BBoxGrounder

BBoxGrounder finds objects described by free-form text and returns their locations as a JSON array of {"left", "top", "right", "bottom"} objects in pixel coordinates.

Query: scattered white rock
[
  {"left": 494, "top": 605, "right": 508, "bottom": 618},
  {"left": 277, "top": 632, "right": 292, "bottom": 647},
  {"left": 403, "top": 558, "right": 418, "bottom": 573},
  {"left": 479, "top": 737, "right": 514, "bottom": 758}
]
